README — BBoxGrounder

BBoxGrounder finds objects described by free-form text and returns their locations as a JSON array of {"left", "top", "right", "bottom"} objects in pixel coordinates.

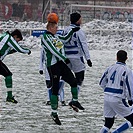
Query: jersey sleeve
[
  {"left": 125, "top": 70, "right": 133, "bottom": 100},
  {"left": 58, "top": 29, "right": 73, "bottom": 43},
  {"left": 77, "top": 29, "right": 91, "bottom": 60},
  {"left": 99, "top": 69, "right": 108, "bottom": 89},
  {"left": 7, "top": 36, "right": 30, "bottom": 54},
  {"left": 39, "top": 48, "right": 45, "bottom": 70}
]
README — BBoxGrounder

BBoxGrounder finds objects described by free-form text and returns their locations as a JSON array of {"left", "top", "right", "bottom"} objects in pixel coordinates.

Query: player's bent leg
[
  {"left": 112, "top": 121, "right": 132, "bottom": 133},
  {"left": 61, "top": 64, "right": 84, "bottom": 110}
]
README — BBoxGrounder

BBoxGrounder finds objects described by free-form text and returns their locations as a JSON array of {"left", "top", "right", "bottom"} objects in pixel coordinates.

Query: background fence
[{"left": 0, "top": 0, "right": 133, "bottom": 25}]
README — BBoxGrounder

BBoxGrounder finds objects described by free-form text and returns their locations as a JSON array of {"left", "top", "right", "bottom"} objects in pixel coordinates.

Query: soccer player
[
  {"left": 99, "top": 50, "right": 133, "bottom": 133},
  {"left": 63, "top": 12, "right": 92, "bottom": 95},
  {"left": 41, "top": 20, "right": 84, "bottom": 125},
  {"left": 0, "top": 29, "right": 31, "bottom": 103},
  {"left": 39, "top": 48, "right": 66, "bottom": 106}
]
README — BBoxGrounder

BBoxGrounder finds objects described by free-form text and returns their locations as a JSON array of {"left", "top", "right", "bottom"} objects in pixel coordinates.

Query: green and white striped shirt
[
  {"left": 0, "top": 32, "right": 30, "bottom": 60},
  {"left": 41, "top": 30, "right": 73, "bottom": 67}
]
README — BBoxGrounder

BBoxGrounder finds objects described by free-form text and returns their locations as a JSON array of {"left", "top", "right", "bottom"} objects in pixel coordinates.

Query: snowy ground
[
  {"left": 0, "top": 19, "right": 133, "bottom": 132},
  {"left": 0, "top": 49, "right": 132, "bottom": 133}
]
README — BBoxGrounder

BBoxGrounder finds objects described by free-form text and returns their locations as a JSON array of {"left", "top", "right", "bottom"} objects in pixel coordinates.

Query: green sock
[
  {"left": 7, "top": 91, "right": 12, "bottom": 98},
  {"left": 5, "top": 75, "right": 12, "bottom": 88},
  {"left": 71, "top": 87, "right": 78, "bottom": 100},
  {"left": 5, "top": 76, "right": 13, "bottom": 98},
  {"left": 50, "top": 95, "right": 58, "bottom": 110},
  {"left": 51, "top": 112, "right": 57, "bottom": 116}
]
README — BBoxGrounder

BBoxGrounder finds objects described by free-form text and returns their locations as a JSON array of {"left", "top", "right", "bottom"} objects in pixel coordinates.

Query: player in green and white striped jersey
[
  {"left": 0, "top": 29, "right": 31, "bottom": 103},
  {"left": 41, "top": 22, "right": 84, "bottom": 125}
]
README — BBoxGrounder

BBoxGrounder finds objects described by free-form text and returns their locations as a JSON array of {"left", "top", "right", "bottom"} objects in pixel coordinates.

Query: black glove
[
  {"left": 39, "top": 70, "right": 43, "bottom": 75},
  {"left": 65, "top": 58, "right": 70, "bottom": 64},
  {"left": 72, "top": 27, "right": 80, "bottom": 32},
  {"left": 128, "top": 100, "right": 133, "bottom": 106},
  {"left": 87, "top": 59, "right": 92, "bottom": 67},
  {"left": 28, "top": 50, "right": 31, "bottom": 55}
]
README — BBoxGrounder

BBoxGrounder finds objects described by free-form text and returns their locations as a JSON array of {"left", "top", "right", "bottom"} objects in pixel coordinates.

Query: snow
[
  {"left": 0, "top": 19, "right": 132, "bottom": 50},
  {"left": 0, "top": 20, "right": 133, "bottom": 133}
]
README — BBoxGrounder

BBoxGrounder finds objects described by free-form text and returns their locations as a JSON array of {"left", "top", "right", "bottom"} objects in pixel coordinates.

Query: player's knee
[
  {"left": 104, "top": 117, "right": 114, "bottom": 129},
  {"left": 69, "top": 78, "right": 77, "bottom": 87}
]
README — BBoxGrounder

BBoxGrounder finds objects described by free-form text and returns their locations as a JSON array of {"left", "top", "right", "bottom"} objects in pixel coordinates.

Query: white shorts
[
  {"left": 104, "top": 94, "right": 132, "bottom": 118},
  {"left": 67, "top": 58, "right": 86, "bottom": 73}
]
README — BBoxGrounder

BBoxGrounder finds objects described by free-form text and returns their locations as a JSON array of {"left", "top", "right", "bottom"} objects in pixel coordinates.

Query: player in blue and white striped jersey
[
  {"left": 63, "top": 12, "right": 92, "bottom": 95},
  {"left": 99, "top": 50, "right": 133, "bottom": 133}
]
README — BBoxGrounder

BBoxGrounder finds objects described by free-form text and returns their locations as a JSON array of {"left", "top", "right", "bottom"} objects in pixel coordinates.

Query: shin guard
[
  {"left": 71, "top": 87, "right": 78, "bottom": 100},
  {"left": 50, "top": 95, "right": 58, "bottom": 110},
  {"left": 5, "top": 75, "right": 12, "bottom": 88},
  {"left": 112, "top": 121, "right": 132, "bottom": 133}
]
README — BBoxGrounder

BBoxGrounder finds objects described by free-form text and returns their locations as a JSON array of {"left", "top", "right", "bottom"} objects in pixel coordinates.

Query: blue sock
[
  {"left": 112, "top": 121, "right": 131, "bottom": 133},
  {"left": 100, "top": 126, "right": 109, "bottom": 133}
]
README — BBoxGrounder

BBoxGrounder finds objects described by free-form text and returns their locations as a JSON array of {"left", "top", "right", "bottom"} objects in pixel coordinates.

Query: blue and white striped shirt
[
  {"left": 63, "top": 24, "right": 90, "bottom": 60},
  {"left": 99, "top": 62, "right": 133, "bottom": 100}
]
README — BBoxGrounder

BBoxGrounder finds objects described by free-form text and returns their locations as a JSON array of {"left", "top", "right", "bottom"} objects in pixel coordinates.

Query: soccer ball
[{"left": 47, "top": 13, "right": 59, "bottom": 23}]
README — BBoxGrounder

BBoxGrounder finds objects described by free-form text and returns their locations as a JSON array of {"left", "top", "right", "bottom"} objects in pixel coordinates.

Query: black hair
[
  {"left": 6, "top": 31, "right": 10, "bottom": 35},
  {"left": 11, "top": 29, "right": 23, "bottom": 40},
  {"left": 117, "top": 50, "right": 127, "bottom": 63},
  {"left": 70, "top": 12, "right": 81, "bottom": 24}
]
